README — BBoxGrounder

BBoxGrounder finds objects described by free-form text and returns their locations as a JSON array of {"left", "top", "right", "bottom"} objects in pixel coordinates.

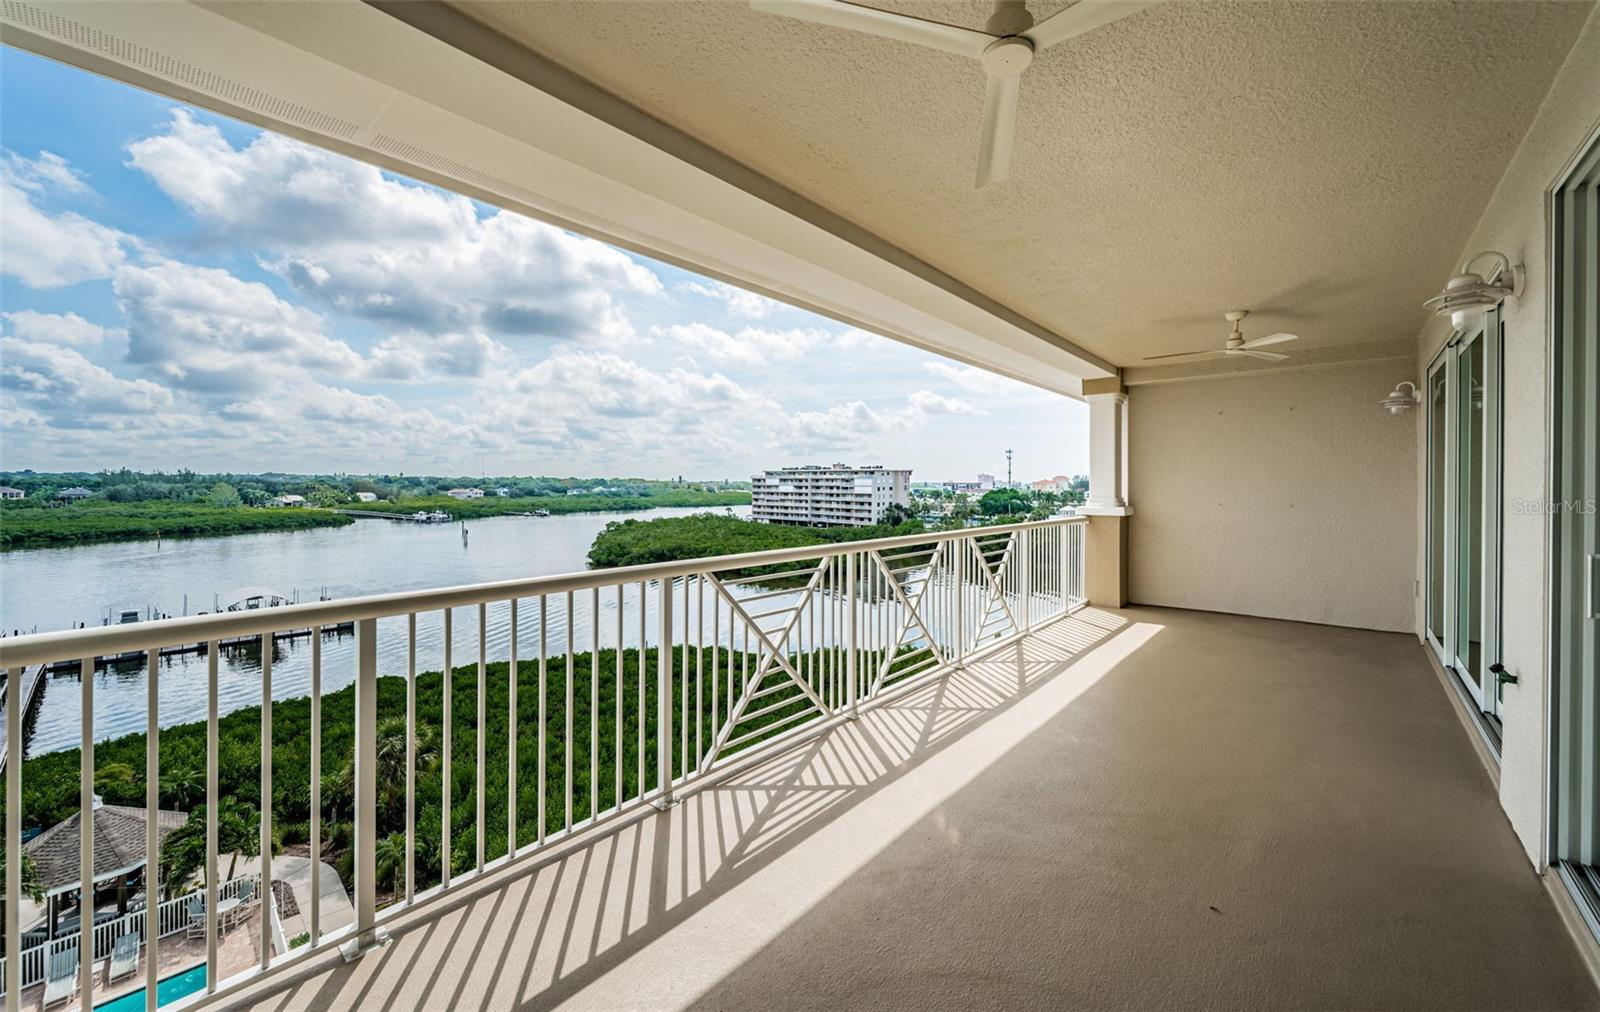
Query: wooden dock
[
  {"left": 0, "top": 663, "right": 47, "bottom": 771},
  {"left": 38, "top": 622, "right": 356, "bottom": 673},
  {"left": 332, "top": 509, "right": 452, "bottom": 523}
]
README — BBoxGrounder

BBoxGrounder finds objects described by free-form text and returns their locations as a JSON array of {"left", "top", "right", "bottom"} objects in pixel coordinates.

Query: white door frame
[{"left": 1425, "top": 314, "right": 1503, "bottom": 716}]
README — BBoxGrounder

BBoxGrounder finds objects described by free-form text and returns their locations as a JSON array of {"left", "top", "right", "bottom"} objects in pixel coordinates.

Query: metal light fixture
[
  {"left": 1423, "top": 251, "right": 1521, "bottom": 331},
  {"left": 1380, "top": 381, "right": 1419, "bottom": 416}
]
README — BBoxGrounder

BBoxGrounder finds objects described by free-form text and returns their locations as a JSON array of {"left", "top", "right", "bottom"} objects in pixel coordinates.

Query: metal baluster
[
  {"left": 847, "top": 553, "right": 858, "bottom": 715},
  {"left": 637, "top": 581, "right": 645, "bottom": 802},
  {"left": 79, "top": 657, "right": 92, "bottom": 1006},
  {"left": 615, "top": 585, "right": 623, "bottom": 811},
  {"left": 442, "top": 609, "right": 452, "bottom": 886},
  {"left": 311, "top": 626, "right": 322, "bottom": 943},
  {"left": 508, "top": 600, "right": 518, "bottom": 857},
  {"left": 657, "top": 579, "right": 673, "bottom": 805},
  {"left": 5, "top": 662, "right": 18, "bottom": 1012},
  {"left": 680, "top": 578, "right": 688, "bottom": 783},
  {"left": 538, "top": 597, "right": 547, "bottom": 846},
  {"left": 591, "top": 587, "right": 599, "bottom": 822},
  {"left": 260, "top": 639, "right": 272, "bottom": 969},
  {"left": 145, "top": 650, "right": 158, "bottom": 1012},
  {"left": 477, "top": 604, "right": 487, "bottom": 871},
  {"left": 405, "top": 614, "right": 416, "bottom": 902},
  {"left": 345, "top": 618, "right": 384, "bottom": 959},
  {"left": 572, "top": 589, "right": 579, "bottom": 832},
  {"left": 712, "top": 586, "right": 721, "bottom": 756},
  {"left": 206, "top": 644, "right": 218, "bottom": 991},
  {"left": 696, "top": 576, "right": 705, "bottom": 770}
]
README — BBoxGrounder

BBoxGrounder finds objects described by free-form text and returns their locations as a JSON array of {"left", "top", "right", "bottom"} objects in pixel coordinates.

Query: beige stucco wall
[
  {"left": 1128, "top": 360, "right": 1417, "bottom": 633},
  {"left": 1414, "top": 10, "right": 1600, "bottom": 868}
]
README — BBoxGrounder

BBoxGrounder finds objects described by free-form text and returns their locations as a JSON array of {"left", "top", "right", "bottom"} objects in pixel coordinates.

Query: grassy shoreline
[
  {"left": 0, "top": 502, "right": 354, "bottom": 551},
  {"left": 587, "top": 512, "right": 922, "bottom": 573},
  {"left": 350, "top": 489, "right": 750, "bottom": 520},
  {"left": 0, "top": 491, "right": 751, "bottom": 551}
]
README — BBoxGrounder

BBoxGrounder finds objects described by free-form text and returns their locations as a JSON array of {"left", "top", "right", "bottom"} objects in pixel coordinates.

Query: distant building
[
  {"left": 56, "top": 486, "right": 92, "bottom": 501},
  {"left": 751, "top": 464, "right": 911, "bottom": 528},
  {"left": 445, "top": 488, "right": 484, "bottom": 500},
  {"left": 493, "top": 487, "right": 512, "bottom": 497},
  {"left": 565, "top": 489, "right": 585, "bottom": 496},
  {"left": 356, "top": 492, "right": 379, "bottom": 502},
  {"left": 0, "top": 486, "right": 23, "bottom": 500},
  {"left": 271, "top": 494, "right": 306, "bottom": 507},
  {"left": 976, "top": 473, "right": 996, "bottom": 491},
  {"left": 1031, "top": 474, "right": 1072, "bottom": 492}
]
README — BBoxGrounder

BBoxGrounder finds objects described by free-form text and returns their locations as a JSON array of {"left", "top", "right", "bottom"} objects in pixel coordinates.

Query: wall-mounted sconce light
[
  {"left": 1380, "top": 381, "right": 1419, "bottom": 416},
  {"left": 1423, "top": 251, "right": 1521, "bottom": 331}
]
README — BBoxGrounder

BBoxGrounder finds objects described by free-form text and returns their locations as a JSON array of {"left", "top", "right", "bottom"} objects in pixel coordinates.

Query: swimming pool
[{"left": 95, "top": 964, "right": 208, "bottom": 1011}]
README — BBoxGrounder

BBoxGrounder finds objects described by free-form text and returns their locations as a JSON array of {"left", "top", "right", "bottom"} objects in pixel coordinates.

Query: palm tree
[
  {"left": 160, "top": 797, "right": 262, "bottom": 889},
  {"left": 160, "top": 765, "right": 204, "bottom": 809},
  {"left": 374, "top": 831, "right": 406, "bottom": 896}
]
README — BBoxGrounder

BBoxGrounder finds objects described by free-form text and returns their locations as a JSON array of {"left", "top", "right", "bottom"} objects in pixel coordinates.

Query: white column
[{"left": 1083, "top": 385, "right": 1131, "bottom": 514}]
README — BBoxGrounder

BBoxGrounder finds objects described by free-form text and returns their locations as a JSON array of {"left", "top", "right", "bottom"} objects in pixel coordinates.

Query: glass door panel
[
  {"left": 1455, "top": 333, "right": 1486, "bottom": 703},
  {"left": 1427, "top": 360, "right": 1449, "bottom": 654}
]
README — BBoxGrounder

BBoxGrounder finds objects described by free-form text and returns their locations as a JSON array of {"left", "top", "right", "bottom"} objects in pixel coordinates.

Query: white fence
[
  {"left": 1, "top": 517, "right": 1085, "bottom": 1009},
  {"left": 0, "top": 873, "right": 259, "bottom": 996}
]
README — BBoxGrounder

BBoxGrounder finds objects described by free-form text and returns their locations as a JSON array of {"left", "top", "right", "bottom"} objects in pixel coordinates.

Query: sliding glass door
[
  {"left": 1551, "top": 134, "right": 1598, "bottom": 879},
  {"left": 1424, "top": 312, "right": 1502, "bottom": 718}
]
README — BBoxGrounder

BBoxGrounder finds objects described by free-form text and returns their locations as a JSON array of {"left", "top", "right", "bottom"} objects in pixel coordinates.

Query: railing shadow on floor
[{"left": 239, "top": 609, "right": 1133, "bottom": 1012}]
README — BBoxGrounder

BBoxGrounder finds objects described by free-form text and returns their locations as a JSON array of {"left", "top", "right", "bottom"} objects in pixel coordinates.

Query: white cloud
[
  {"left": 128, "top": 111, "right": 661, "bottom": 345},
  {"left": 652, "top": 323, "right": 839, "bottom": 366},
  {"left": 678, "top": 279, "right": 783, "bottom": 319},
  {"left": 2, "top": 310, "right": 117, "bottom": 347},
  {"left": 2, "top": 150, "right": 92, "bottom": 196},
  {"left": 905, "top": 389, "right": 981, "bottom": 416},
  {"left": 442, "top": 347, "right": 786, "bottom": 469},
  {"left": 779, "top": 389, "right": 982, "bottom": 450},
  {"left": 367, "top": 329, "right": 510, "bottom": 381},
  {"left": 114, "top": 260, "right": 362, "bottom": 394},
  {"left": 921, "top": 360, "right": 1018, "bottom": 395},
  {"left": 0, "top": 150, "right": 128, "bottom": 287},
  {"left": 0, "top": 337, "right": 174, "bottom": 427}
]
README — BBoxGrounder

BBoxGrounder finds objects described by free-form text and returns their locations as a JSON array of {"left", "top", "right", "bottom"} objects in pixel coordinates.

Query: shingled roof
[{"left": 23, "top": 802, "right": 188, "bottom": 896}]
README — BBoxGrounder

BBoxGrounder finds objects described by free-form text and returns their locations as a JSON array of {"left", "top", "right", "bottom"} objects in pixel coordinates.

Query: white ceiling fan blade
[
  {"left": 1236, "top": 349, "right": 1290, "bottom": 362},
  {"left": 975, "top": 72, "right": 1022, "bottom": 188},
  {"left": 1240, "top": 332, "right": 1298, "bottom": 350},
  {"left": 1023, "top": 0, "right": 1162, "bottom": 50},
  {"left": 750, "top": 1, "right": 995, "bottom": 58},
  {"left": 1142, "top": 348, "right": 1224, "bottom": 362}
]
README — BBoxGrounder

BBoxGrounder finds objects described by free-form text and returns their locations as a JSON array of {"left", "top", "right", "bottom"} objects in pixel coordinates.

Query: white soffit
[{"left": 0, "top": 0, "right": 1114, "bottom": 395}]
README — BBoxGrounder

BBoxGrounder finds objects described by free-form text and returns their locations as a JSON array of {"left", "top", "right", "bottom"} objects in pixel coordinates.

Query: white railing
[
  {"left": 1, "top": 517, "right": 1085, "bottom": 1009},
  {"left": 0, "top": 873, "right": 259, "bottom": 996}
]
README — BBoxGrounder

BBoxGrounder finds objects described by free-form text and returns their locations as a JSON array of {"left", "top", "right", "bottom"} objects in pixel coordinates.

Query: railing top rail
[{"left": 0, "top": 516, "right": 1084, "bottom": 667}]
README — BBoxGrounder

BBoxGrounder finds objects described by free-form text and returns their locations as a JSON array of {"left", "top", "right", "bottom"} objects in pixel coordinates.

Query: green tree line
[
  {"left": 0, "top": 501, "right": 353, "bottom": 550},
  {"left": 11, "top": 645, "right": 869, "bottom": 897}
]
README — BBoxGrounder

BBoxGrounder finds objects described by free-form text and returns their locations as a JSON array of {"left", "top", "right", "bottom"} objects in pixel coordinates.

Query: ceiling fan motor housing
[{"left": 982, "top": 36, "right": 1035, "bottom": 75}]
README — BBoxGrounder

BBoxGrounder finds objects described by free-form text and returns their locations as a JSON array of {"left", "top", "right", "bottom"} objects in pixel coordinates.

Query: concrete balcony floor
[{"left": 230, "top": 607, "right": 1598, "bottom": 1011}]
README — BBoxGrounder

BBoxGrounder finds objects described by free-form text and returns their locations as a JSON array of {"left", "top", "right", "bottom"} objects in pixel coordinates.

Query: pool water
[{"left": 95, "top": 964, "right": 208, "bottom": 1011}]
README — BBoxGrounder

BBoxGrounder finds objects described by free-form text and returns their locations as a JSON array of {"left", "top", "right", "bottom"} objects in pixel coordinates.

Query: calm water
[{"left": 0, "top": 505, "right": 781, "bottom": 755}]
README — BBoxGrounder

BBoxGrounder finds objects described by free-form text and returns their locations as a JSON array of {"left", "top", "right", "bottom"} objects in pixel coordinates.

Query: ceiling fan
[
  {"left": 749, "top": 0, "right": 1162, "bottom": 187},
  {"left": 1143, "top": 311, "right": 1299, "bottom": 364}
]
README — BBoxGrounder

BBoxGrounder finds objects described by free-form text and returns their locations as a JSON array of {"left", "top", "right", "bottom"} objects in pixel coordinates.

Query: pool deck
[{"left": 16, "top": 906, "right": 258, "bottom": 1011}]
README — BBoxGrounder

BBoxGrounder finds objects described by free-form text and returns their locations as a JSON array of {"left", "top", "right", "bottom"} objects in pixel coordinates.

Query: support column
[{"left": 1080, "top": 378, "right": 1132, "bottom": 608}]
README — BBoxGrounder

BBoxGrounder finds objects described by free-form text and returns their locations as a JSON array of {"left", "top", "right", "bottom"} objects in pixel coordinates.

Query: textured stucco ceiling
[{"left": 450, "top": 0, "right": 1591, "bottom": 368}]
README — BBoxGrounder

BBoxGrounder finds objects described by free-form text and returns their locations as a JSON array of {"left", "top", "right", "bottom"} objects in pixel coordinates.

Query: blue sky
[{"left": 0, "top": 47, "right": 1087, "bottom": 482}]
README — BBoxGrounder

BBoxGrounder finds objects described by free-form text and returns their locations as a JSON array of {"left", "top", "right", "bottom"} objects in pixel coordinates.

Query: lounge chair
[
  {"left": 185, "top": 894, "right": 206, "bottom": 939},
  {"left": 107, "top": 931, "right": 139, "bottom": 983},
  {"left": 42, "top": 948, "right": 77, "bottom": 1007}
]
